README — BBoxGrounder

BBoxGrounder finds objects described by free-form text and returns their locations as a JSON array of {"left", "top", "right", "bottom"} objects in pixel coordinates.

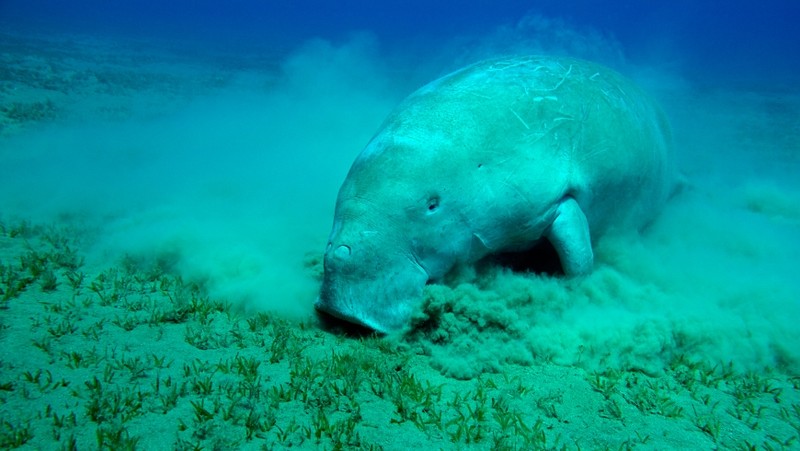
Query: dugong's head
[{"left": 315, "top": 129, "right": 482, "bottom": 333}]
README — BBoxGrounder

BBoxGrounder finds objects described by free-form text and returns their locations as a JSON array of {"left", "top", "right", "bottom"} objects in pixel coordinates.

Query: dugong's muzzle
[{"left": 315, "top": 239, "right": 428, "bottom": 333}]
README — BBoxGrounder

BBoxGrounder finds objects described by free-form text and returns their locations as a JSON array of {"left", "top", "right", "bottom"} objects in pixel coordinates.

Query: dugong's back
[{"left": 375, "top": 56, "right": 675, "bottom": 236}]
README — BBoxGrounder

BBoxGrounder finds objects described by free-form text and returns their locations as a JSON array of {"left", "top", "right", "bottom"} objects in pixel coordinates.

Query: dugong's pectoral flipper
[{"left": 545, "top": 197, "right": 593, "bottom": 275}]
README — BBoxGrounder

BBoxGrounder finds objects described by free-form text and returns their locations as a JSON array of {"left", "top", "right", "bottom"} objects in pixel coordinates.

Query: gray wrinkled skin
[{"left": 316, "top": 56, "right": 675, "bottom": 333}]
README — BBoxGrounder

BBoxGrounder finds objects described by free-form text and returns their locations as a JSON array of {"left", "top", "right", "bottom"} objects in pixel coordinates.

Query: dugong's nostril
[{"left": 333, "top": 245, "right": 351, "bottom": 260}]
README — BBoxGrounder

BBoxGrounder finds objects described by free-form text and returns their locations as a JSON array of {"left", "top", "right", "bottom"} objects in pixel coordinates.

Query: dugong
[{"left": 316, "top": 56, "right": 675, "bottom": 333}]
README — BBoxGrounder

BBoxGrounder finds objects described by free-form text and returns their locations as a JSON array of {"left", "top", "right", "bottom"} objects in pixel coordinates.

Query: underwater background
[{"left": 0, "top": 1, "right": 799, "bottom": 449}]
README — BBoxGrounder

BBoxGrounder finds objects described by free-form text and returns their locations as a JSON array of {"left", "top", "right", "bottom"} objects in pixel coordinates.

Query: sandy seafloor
[{"left": 1, "top": 29, "right": 799, "bottom": 450}]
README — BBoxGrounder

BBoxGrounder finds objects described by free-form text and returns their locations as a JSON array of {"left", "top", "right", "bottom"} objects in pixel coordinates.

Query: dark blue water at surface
[{"left": 2, "top": 0, "right": 799, "bottom": 85}]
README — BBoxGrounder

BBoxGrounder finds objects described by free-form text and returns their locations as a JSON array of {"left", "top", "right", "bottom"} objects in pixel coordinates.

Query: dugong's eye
[{"left": 426, "top": 196, "right": 440, "bottom": 214}]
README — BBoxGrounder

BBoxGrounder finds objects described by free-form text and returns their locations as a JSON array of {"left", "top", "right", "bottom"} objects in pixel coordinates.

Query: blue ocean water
[
  {"left": 2, "top": 1, "right": 798, "bottom": 83},
  {"left": 2, "top": 0, "right": 799, "bottom": 357},
  {"left": 1, "top": 1, "right": 799, "bottom": 449},
  {"left": 1, "top": 0, "right": 799, "bottom": 363}
]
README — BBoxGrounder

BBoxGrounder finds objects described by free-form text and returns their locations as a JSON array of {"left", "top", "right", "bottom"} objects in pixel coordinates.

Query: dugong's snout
[{"left": 315, "top": 237, "right": 428, "bottom": 333}]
